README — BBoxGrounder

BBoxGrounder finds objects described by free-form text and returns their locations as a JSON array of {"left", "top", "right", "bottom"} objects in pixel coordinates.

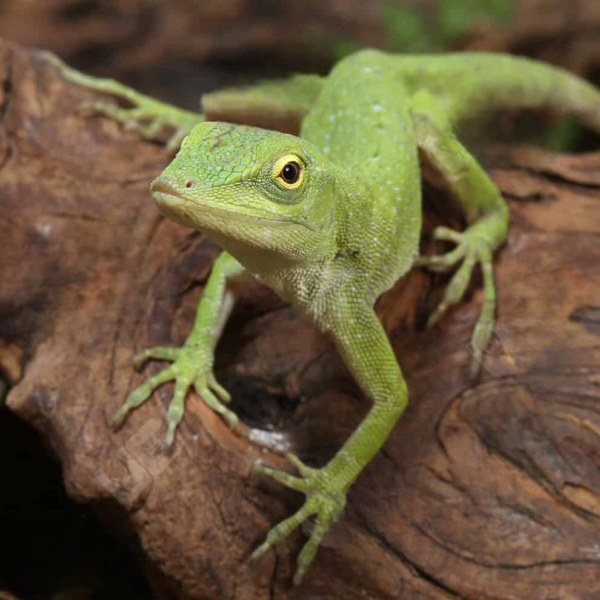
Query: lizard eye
[
  {"left": 273, "top": 154, "right": 305, "bottom": 190},
  {"left": 280, "top": 162, "right": 301, "bottom": 184}
]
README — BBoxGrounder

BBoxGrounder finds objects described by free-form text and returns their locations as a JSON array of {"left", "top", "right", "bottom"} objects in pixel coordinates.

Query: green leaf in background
[
  {"left": 543, "top": 118, "right": 586, "bottom": 152},
  {"left": 438, "top": 0, "right": 514, "bottom": 44},
  {"left": 383, "top": 3, "right": 436, "bottom": 53},
  {"left": 332, "top": 0, "right": 515, "bottom": 59}
]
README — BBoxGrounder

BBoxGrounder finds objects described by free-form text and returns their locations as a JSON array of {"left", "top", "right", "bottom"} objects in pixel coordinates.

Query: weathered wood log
[{"left": 1, "top": 38, "right": 599, "bottom": 599}]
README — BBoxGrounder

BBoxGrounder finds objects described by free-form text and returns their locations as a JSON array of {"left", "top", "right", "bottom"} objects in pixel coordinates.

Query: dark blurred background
[
  {"left": 0, "top": 0, "right": 599, "bottom": 117},
  {"left": 0, "top": 1, "right": 598, "bottom": 598}
]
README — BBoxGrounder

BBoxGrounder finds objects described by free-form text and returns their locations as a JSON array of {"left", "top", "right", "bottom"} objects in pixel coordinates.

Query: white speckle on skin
[{"left": 373, "top": 104, "right": 382, "bottom": 112}]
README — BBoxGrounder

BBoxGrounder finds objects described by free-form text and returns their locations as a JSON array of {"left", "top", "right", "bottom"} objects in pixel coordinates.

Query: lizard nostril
[{"left": 185, "top": 180, "right": 195, "bottom": 189}]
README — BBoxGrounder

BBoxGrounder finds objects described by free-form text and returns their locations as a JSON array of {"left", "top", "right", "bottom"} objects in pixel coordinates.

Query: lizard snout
[
  {"left": 150, "top": 176, "right": 186, "bottom": 207},
  {"left": 150, "top": 176, "right": 183, "bottom": 197}
]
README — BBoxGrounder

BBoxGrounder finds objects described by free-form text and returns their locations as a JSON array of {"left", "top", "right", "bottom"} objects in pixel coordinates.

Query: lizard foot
[
  {"left": 113, "top": 344, "right": 237, "bottom": 446},
  {"left": 251, "top": 454, "right": 346, "bottom": 586},
  {"left": 42, "top": 51, "right": 200, "bottom": 152},
  {"left": 416, "top": 225, "right": 496, "bottom": 374}
]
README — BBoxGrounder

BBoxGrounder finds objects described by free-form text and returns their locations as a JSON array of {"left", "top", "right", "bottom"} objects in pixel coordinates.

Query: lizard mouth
[
  {"left": 150, "top": 177, "right": 316, "bottom": 232},
  {"left": 150, "top": 180, "right": 185, "bottom": 207}
]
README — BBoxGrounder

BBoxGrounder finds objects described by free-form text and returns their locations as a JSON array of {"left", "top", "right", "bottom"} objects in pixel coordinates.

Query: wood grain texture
[{"left": 1, "top": 38, "right": 599, "bottom": 599}]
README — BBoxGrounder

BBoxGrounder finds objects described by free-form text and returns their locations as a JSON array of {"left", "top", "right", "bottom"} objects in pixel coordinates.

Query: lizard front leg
[
  {"left": 412, "top": 108, "right": 509, "bottom": 374},
  {"left": 114, "top": 251, "right": 246, "bottom": 445},
  {"left": 251, "top": 304, "right": 407, "bottom": 585}
]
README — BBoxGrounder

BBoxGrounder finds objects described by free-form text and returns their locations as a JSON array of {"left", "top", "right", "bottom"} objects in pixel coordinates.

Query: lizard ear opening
[{"left": 273, "top": 154, "right": 305, "bottom": 190}]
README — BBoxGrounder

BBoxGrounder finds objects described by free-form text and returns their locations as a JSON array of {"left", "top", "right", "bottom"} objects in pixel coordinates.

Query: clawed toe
[
  {"left": 251, "top": 457, "right": 347, "bottom": 585},
  {"left": 418, "top": 227, "right": 497, "bottom": 370},
  {"left": 113, "top": 345, "right": 236, "bottom": 440}
]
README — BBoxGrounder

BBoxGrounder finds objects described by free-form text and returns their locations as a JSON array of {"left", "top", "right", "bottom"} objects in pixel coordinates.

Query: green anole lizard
[{"left": 45, "top": 50, "right": 600, "bottom": 585}]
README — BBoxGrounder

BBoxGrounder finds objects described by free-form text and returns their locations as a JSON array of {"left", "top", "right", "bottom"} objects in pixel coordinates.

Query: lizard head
[{"left": 150, "top": 121, "right": 341, "bottom": 262}]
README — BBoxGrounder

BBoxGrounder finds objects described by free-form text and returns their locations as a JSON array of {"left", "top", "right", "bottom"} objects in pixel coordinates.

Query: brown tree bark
[{"left": 1, "top": 38, "right": 599, "bottom": 600}]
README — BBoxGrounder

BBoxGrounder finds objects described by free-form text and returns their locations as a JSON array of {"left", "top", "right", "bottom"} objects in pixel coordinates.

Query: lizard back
[{"left": 301, "top": 50, "right": 422, "bottom": 301}]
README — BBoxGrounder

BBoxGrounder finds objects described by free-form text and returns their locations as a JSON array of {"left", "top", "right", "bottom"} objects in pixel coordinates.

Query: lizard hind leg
[
  {"left": 43, "top": 51, "right": 324, "bottom": 151},
  {"left": 413, "top": 110, "right": 508, "bottom": 375},
  {"left": 41, "top": 51, "right": 202, "bottom": 152}
]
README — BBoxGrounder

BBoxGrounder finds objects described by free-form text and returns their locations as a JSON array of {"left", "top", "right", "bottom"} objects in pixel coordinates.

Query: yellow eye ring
[{"left": 273, "top": 154, "right": 305, "bottom": 190}]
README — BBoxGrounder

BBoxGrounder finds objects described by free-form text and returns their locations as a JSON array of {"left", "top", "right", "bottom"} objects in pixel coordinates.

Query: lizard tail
[
  {"left": 540, "top": 64, "right": 600, "bottom": 132},
  {"left": 429, "top": 54, "right": 600, "bottom": 133},
  {"left": 487, "top": 56, "right": 600, "bottom": 133},
  {"left": 475, "top": 55, "right": 600, "bottom": 133}
]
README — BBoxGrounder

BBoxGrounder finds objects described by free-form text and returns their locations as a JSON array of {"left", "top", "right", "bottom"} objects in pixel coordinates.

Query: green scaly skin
[{"left": 48, "top": 49, "right": 600, "bottom": 585}]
